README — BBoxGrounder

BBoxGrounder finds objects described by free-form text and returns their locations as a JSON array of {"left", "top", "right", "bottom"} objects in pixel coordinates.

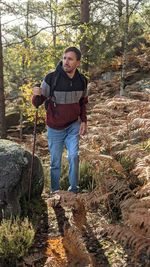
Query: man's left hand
[{"left": 79, "top": 122, "right": 87, "bottom": 135}]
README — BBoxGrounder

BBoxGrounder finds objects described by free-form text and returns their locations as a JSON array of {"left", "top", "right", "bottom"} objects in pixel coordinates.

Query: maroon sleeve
[{"left": 79, "top": 96, "right": 88, "bottom": 123}]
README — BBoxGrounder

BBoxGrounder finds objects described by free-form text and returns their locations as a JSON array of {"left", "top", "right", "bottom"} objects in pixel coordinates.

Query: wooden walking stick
[{"left": 28, "top": 107, "right": 38, "bottom": 202}]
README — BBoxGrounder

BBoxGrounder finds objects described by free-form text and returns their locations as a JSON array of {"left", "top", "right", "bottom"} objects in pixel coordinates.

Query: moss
[{"left": 0, "top": 139, "right": 25, "bottom": 165}]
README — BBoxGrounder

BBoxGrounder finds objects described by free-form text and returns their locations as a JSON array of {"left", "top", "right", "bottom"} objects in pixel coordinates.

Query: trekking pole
[{"left": 28, "top": 107, "right": 38, "bottom": 202}]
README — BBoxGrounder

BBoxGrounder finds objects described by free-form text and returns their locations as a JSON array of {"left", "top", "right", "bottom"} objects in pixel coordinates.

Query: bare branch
[
  {"left": 129, "top": 0, "right": 143, "bottom": 17},
  {"left": 3, "top": 19, "right": 110, "bottom": 47},
  {"left": 2, "top": 16, "right": 25, "bottom": 26}
]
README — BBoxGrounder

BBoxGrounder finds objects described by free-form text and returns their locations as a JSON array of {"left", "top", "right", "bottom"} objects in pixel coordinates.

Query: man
[{"left": 32, "top": 47, "right": 88, "bottom": 194}]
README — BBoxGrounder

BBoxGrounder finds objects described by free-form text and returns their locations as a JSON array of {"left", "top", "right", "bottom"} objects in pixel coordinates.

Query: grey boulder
[{"left": 0, "top": 139, "right": 44, "bottom": 218}]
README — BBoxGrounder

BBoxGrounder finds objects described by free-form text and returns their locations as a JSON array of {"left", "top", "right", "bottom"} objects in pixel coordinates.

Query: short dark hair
[{"left": 63, "top": 47, "right": 81, "bottom": 60}]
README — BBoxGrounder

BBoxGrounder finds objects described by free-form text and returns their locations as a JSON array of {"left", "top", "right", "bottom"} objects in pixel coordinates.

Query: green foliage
[
  {"left": 3, "top": 0, "right": 150, "bottom": 74},
  {"left": 0, "top": 217, "right": 35, "bottom": 260},
  {"left": 140, "top": 138, "right": 150, "bottom": 151},
  {"left": 119, "top": 156, "right": 135, "bottom": 173},
  {"left": 2, "top": 0, "right": 150, "bottom": 119},
  {"left": 60, "top": 156, "right": 69, "bottom": 190},
  {"left": 43, "top": 163, "right": 50, "bottom": 194},
  {"left": 20, "top": 82, "right": 45, "bottom": 123},
  {"left": 141, "top": 1, "right": 150, "bottom": 33},
  {"left": 79, "top": 161, "right": 96, "bottom": 192},
  {"left": 60, "top": 158, "right": 96, "bottom": 192}
]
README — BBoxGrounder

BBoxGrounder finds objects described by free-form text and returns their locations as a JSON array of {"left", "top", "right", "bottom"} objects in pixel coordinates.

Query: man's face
[{"left": 62, "top": 51, "right": 80, "bottom": 74}]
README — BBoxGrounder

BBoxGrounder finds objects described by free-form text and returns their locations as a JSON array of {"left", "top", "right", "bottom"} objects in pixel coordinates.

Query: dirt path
[{"left": 21, "top": 191, "right": 131, "bottom": 267}]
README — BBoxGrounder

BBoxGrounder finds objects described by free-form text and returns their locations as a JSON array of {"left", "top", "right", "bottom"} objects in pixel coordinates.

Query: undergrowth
[
  {"left": 0, "top": 217, "right": 35, "bottom": 266},
  {"left": 60, "top": 159, "right": 96, "bottom": 192}
]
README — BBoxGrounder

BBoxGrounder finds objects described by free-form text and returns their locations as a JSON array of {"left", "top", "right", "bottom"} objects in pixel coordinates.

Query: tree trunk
[
  {"left": 26, "top": 0, "right": 29, "bottom": 38},
  {"left": 80, "top": 0, "right": 90, "bottom": 72},
  {"left": 0, "top": 12, "right": 6, "bottom": 138},
  {"left": 120, "top": 0, "right": 129, "bottom": 96},
  {"left": 22, "top": 0, "right": 30, "bottom": 82},
  {"left": 118, "top": 0, "right": 123, "bottom": 23},
  {"left": 49, "top": 0, "right": 58, "bottom": 48}
]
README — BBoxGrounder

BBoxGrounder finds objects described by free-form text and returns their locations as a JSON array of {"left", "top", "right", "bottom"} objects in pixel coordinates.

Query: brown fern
[
  {"left": 63, "top": 223, "right": 93, "bottom": 266},
  {"left": 72, "top": 198, "right": 87, "bottom": 232}
]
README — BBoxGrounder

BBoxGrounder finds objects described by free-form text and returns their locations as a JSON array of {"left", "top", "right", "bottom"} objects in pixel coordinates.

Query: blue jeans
[{"left": 47, "top": 121, "right": 80, "bottom": 193}]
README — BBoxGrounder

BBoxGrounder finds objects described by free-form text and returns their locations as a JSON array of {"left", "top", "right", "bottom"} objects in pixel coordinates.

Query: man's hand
[
  {"left": 79, "top": 122, "right": 87, "bottom": 135},
  {"left": 33, "top": 86, "right": 41, "bottom": 96}
]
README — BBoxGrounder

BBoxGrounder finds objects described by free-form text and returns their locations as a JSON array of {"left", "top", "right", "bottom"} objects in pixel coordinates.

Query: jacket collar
[{"left": 56, "top": 61, "right": 79, "bottom": 80}]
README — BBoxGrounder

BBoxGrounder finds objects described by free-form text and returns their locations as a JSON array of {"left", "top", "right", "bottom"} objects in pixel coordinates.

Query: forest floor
[
  {"left": 7, "top": 49, "right": 150, "bottom": 267},
  {"left": 20, "top": 191, "right": 132, "bottom": 267}
]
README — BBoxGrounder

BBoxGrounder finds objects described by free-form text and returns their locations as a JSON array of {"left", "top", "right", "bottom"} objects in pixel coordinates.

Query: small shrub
[
  {"left": 0, "top": 217, "right": 35, "bottom": 262},
  {"left": 119, "top": 156, "right": 135, "bottom": 173},
  {"left": 60, "top": 159, "right": 96, "bottom": 192},
  {"left": 60, "top": 157, "right": 69, "bottom": 190},
  {"left": 141, "top": 138, "right": 150, "bottom": 151},
  {"left": 43, "top": 163, "right": 50, "bottom": 194},
  {"left": 20, "top": 82, "right": 45, "bottom": 123},
  {"left": 79, "top": 161, "right": 96, "bottom": 192}
]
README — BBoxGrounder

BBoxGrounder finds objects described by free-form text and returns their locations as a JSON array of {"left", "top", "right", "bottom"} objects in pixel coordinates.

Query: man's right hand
[{"left": 33, "top": 86, "right": 41, "bottom": 96}]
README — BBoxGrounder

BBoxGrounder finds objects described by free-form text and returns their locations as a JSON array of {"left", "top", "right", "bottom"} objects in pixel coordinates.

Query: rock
[
  {"left": 6, "top": 111, "right": 20, "bottom": 128},
  {"left": 0, "top": 139, "right": 44, "bottom": 219},
  {"left": 100, "top": 70, "right": 115, "bottom": 81}
]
